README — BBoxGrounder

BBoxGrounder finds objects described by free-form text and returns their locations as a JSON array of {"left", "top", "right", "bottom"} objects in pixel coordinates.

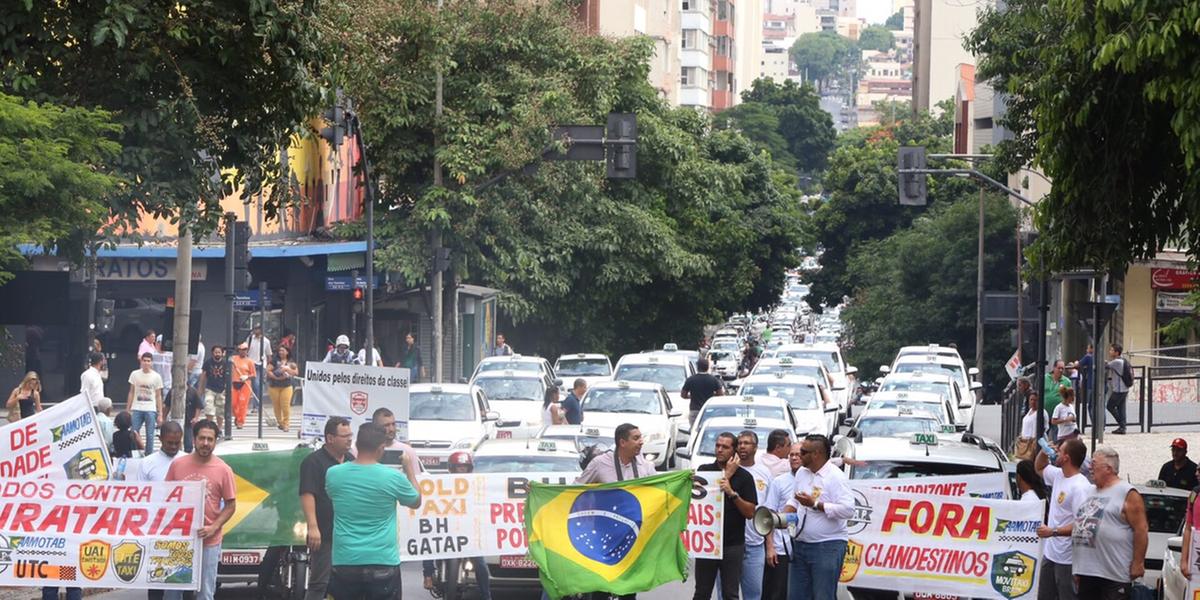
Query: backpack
[{"left": 1120, "top": 358, "right": 1134, "bottom": 388}]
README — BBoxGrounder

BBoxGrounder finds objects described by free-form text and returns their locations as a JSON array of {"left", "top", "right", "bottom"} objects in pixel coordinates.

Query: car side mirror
[
  {"left": 484, "top": 410, "right": 500, "bottom": 421},
  {"left": 668, "top": 408, "right": 683, "bottom": 418},
  {"left": 968, "top": 367, "right": 980, "bottom": 377},
  {"left": 459, "top": 377, "right": 469, "bottom": 384},
  {"left": 959, "top": 399, "right": 974, "bottom": 409},
  {"left": 846, "top": 366, "right": 858, "bottom": 376},
  {"left": 842, "top": 417, "right": 855, "bottom": 427},
  {"left": 1168, "top": 536, "right": 1183, "bottom": 552},
  {"left": 675, "top": 448, "right": 692, "bottom": 461},
  {"left": 970, "top": 382, "right": 983, "bottom": 391}
]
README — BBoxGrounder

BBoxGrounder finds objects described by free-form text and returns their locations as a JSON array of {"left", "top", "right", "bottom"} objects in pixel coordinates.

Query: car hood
[
  {"left": 583, "top": 412, "right": 671, "bottom": 440},
  {"left": 490, "top": 399, "right": 542, "bottom": 424},
  {"left": 409, "top": 420, "right": 484, "bottom": 443}
]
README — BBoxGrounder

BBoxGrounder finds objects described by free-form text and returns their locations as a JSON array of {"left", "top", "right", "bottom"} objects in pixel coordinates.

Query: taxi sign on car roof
[
  {"left": 537, "top": 441, "right": 558, "bottom": 452},
  {"left": 742, "top": 395, "right": 755, "bottom": 402},
  {"left": 779, "top": 357, "right": 794, "bottom": 364},
  {"left": 648, "top": 356, "right": 660, "bottom": 363},
  {"left": 504, "top": 370, "right": 515, "bottom": 375},
  {"left": 910, "top": 433, "right": 938, "bottom": 446},
  {"left": 663, "top": 343, "right": 678, "bottom": 351},
  {"left": 252, "top": 441, "right": 270, "bottom": 452},
  {"left": 898, "top": 405, "right": 913, "bottom": 416},
  {"left": 431, "top": 385, "right": 443, "bottom": 393},
  {"left": 584, "top": 427, "right": 602, "bottom": 436},
  {"left": 939, "top": 425, "right": 956, "bottom": 434},
  {"left": 744, "top": 418, "right": 758, "bottom": 428},
  {"left": 618, "top": 381, "right": 630, "bottom": 388},
  {"left": 576, "top": 353, "right": 587, "bottom": 358}
]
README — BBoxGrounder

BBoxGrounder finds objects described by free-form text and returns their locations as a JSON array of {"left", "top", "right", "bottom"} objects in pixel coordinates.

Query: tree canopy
[
  {"left": 884, "top": 10, "right": 904, "bottom": 30},
  {"left": 790, "top": 31, "right": 859, "bottom": 92},
  {"left": 858, "top": 26, "right": 895, "bottom": 52},
  {"left": 967, "top": 0, "right": 1200, "bottom": 273},
  {"left": 715, "top": 78, "right": 835, "bottom": 178},
  {"left": 1, "top": 0, "right": 325, "bottom": 235}
]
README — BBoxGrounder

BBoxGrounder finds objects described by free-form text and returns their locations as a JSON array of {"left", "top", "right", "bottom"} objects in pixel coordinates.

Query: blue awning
[{"left": 19, "top": 241, "right": 366, "bottom": 259}]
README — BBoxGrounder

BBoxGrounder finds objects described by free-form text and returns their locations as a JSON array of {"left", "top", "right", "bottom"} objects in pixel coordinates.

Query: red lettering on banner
[
  {"left": 0, "top": 445, "right": 51, "bottom": 478},
  {"left": 90, "top": 507, "right": 120, "bottom": 534},
  {"left": 680, "top": 530, "right": 716, "bottom": 554},
  {"left": 496, "top": 527, "right": 525, "bottom": 549},
  {"left": 119, "top": 508, "right": 148, "bottom": 535},
  {"left": 10, "top": 422, "right": 37, "bottom": 450},
  {"left": 159, "top": 508, "right": 195, "bottom": 536},
  {"left": 10, "top": 503, "right": 40, "bottom": 531},
  {"left": 488, "top": 502, "right": 524, "bottom": 524},
  {"left": 70, "top": 506, "right": 98, "bottom": 533},
  {"left": 39, "top": 505, "right": 71, "bottom": 532},
  {"left": 688, "top": 503, "right": 716, "bottom": 526},
  {"left": 164, "top": 485, "right": 184, "bottom": 503},
  {"left": 880, "top": 499, "right": 991, "bottom": 541}
]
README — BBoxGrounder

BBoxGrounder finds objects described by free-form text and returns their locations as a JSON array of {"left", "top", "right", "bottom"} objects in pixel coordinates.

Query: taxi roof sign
[
  {"left": 910, "top": 433, "right": 938, "bottom": 446},
  {"left": 779, "top": 357, "right": 794, "bottom": 365},
  {"left": 939, "top": 425, "right": 957, "bottom": 434},
  {"left": 618, "top": 381, "right": 631, "bottom": 388},
  {"left": 252, "top": 441, "right": 270, "bottom": 452},
  {"left": 431, "top": 385, "right": 443, "bottom": 393},
  {"left": 742, "top": 395, "right": 755, "bottom": 402},
  {"left": 744, "top": 418, "right": 758, "bottom": 428},
  {"left": 662, "top": 343, "right": 679, "bottom": 351},
  {"left": 584, "top": 427, "right": 602, "bottom": 436},
  {"left": 537, "top": 440, "right": 558, "bottom": 452}
]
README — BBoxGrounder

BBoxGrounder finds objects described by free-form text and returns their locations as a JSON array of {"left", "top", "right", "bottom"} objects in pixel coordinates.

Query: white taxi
[
  {"left": 536, "top": 424, "right": 615, "bottom": 453},
  {"left": 884, "top": 352, "right": 982, "bottom": 401},
  {"left": 675, "top": 416, "right": 795, "bottom": 470},
  {"left": 407, "top": 383, "right": 498, "bottom": 471},
  {"left": 580, "top": 380, "right": 680, "bottom": 468},
  {"left": 736, "top": 373, "right": 839, "bottom": 436},
  {"left": 878, "top": 371, "right": 975, "bottom": 430},
  {"left": 470, "top": 354, "right": 558, "bottom": 384},
  {"left": 686, "top": 395, "right": 800, "bottom": 440},
  {"left": 843, "top": 404, "right": 949, "bottom": 441},
  {"left": 773, "top": 342, "right": 857, "bottom": 417},
  {"left": 553, "top": 353, "right": 613, "bottom": 388},
  {"left": 707, "top": 348, "right": 741, "bottom": 380},
  {"left": 856, "top": 390, "right": 963, "bottom": 431},
  {"left": 612, "top": 351, "right": 695, "bottom": 428},
  {"left": 470, "top": 370, "right": 555, "bottom": 439}
]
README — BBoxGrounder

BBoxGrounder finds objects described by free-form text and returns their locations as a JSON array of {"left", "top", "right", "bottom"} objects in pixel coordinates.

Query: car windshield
[
  {"left": 583, "top": 389, "right": 662, "bottom": 414},
  {"left": 614, "top": 364, "right": 686, "bottom": 392},
  {"left": 739, "top": 383, "right": 821, "bottom": 410},
  {"left": 851, "top": 461, "right": 999, "bottom": 479},
  {"left": 556, "top": 358, "right": 611, "bottom": 377},
  {"left": 1142, "top": 493, "right": 1189, "bottom": 534},
  {"left": 410, "top": 391, "right": 475, "bottom": 421},
  {"left": 473, "top": 456, "right": 581, "bottom": 473},
  {"left": 708, "top": 350, "right": 736, "bottom": 362},
  {"left": 777, "top": 350, "right": 842, "bottom": 373},
  {"left": 868, "top": 400, "right": 950, "bottom": 423},
  {"left": 699, "top": 405, "right": 786, "bottom": 424},
  {"left": 696, "top": 427, "right": 790, "bottom": 455},
  {"left": 712, "top": 341, "right": 740, "bottom": 352},
  {"left": 755, "top": 364, "right": 824, "bottom": 384},
  {"left": 894, "top": 362, "right": 961, "bottom": 381},
  {"left": 880, "top": 380, "right": 950, "bottom": 397},
  {"left": 475, "top": 378, "right": 542, "bottom": 401},
  {"left": 855, "top": 417, "right": 938, "bottom": 438},
  {"left": 479, "top": 361, "right": 542, "bottom": 374}
]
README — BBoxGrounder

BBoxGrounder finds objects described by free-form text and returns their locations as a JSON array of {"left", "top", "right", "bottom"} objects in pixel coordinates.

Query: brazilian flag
[
  {"left": 220, "top": 448, "right": 311, "bottom": 549},
  {"left": 526, "top": 470, "right": 692, "bottom": 598}
]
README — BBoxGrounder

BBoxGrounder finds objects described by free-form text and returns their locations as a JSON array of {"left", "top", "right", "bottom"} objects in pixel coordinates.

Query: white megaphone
[{"left": 753, "top": 506, "right": 800, "bottom": 537}]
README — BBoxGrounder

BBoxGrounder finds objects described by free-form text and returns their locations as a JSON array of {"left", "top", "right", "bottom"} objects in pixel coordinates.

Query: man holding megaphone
[{"left": 779, "top": 434, "right": 854, "bottom": 600}]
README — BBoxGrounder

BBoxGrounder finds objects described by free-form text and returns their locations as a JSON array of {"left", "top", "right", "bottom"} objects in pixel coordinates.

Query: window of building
[
  {"left": 715, "top": 36, "right": 730, "bottom": 56},
  {"left": 681, "top": 67, "right": 709, "bottom": 88},
  {"left": 717, "top": 0, "right": 729, "bottom": 20},
  {"left": 682, "top": 0, "right": 694, "bottom": 11}
]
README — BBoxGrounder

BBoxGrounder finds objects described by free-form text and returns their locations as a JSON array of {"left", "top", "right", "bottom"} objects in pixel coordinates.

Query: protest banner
[
  {"left": 1187, "top": 525, "right": 1200, "bottom": 600},
  {"left": 0, "top": 479, "right": 204, "bottom": 590},
  {"left": 850, "top": 472, "right": 1013, "bottom": 500},
  {"left": 0, "top": 394, "right": 110, "bottom": 480},
  {"left": 399, "top": 472, "right": 725, "bottom": 562},
  {"left": 837, "top": 488, "right": 1041, "bottom": 599},
  {"left": 301, "top": 363, "right": 410, "bottom": 441}
]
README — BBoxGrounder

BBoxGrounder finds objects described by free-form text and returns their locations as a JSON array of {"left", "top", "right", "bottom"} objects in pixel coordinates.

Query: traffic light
[
  {"left": 95, "top": 299, "right": 115, "bottom": 332},
  {"left": 352, "top": 287, "right": 364, "bottom": 302},
  {"left": 233, "top": 221, "right": 251, "bottom": 292},
  {"left": 606, "top": 113, "right": 637, "bottom": 180},
  {"left": 352, "top": 286, "right": 365, "bottom": 313},
  {"left": 897, "top": 146, "right": 928, "bottom": 206},
  {"left": 320, "top": 106, "right": 346, "bottom": 148}
]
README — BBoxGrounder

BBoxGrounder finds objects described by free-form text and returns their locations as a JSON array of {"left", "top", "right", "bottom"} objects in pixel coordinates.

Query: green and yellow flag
[
  {"left": 220, "top": 448, "right": 310, "bottom": 549},
  {"left": 526, "top": 470, "right": 693, "bottom": 598}
]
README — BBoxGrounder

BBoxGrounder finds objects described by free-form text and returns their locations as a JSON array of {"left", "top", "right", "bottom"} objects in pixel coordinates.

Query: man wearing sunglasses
[{"left": 782, "top": 434, "right": 853, "bottom": 600}]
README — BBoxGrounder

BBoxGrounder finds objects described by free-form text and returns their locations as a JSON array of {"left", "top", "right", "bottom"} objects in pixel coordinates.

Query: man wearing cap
[
  {"left": 230, "top": 343, "right": 257, "bottom": 429},
  {"left": 1159, "top": 439, "right": 1199, "bottom": 491},
  {"left": 323, "top": 335, "right": 362, "bottom": 364}
]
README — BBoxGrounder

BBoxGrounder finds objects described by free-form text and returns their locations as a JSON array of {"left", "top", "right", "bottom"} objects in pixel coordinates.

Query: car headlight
[{"left": 452, "top": 438, "right": 475, "bottom": 449}]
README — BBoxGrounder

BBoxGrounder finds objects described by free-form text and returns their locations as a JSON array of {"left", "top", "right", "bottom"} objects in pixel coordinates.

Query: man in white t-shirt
[
  {"left": 138, "top": 421, "right": 183, "bottom": 484},
  {"left": 80, "top": 351, "right": 107, "bottom": 408},
  {"left": 1035, "top": 438, "right": 1093, "bottom": 600},
  {"left": 737, "top": 430, "right": 774, "bottom": 600},
  {"left": 127, "top": 352, "right": 165, "bottom": 454}
]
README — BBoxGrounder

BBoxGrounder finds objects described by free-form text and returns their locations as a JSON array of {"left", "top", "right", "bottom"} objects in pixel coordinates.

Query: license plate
[
  {"left": 496, "top": 430, "right": 512, "bottom": 439},
  {"left": 419, "top": 455, "right": 441, "bottom": 466},
  {"left": 221, "top": 552, "right": 262, "bottom": 566},
  {"left": 499, "top": 555, "right": 536, "bottom": 569},
  {"left": 913, "top": 594, "right": 958, "bottom": 600}
]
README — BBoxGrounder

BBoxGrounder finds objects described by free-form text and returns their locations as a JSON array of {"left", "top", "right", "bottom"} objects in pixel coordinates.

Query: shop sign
[
  {"left": 96, "top": 259, "right": 207, "bottom": 281},
  {"left": 1151, "top": 268, "right": 1200, "bottom": 290},
  {"left": 325, "top": 275, "right": 379, "bottom": 291},
  {"left": 1157, "top": 292, "right": 1196, "bottom": 313}
]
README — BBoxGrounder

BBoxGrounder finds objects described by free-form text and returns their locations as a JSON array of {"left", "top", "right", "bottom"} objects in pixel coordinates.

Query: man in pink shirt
[{"left": 165, "top": 419, "right": 236, "bottom": 600}]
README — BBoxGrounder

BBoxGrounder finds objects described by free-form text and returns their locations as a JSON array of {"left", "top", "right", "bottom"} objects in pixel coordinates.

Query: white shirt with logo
[
  {"left": 742, "top": 460, "right": 773, "bottom": 547},
  {"left": 1042, "top": 465, "right": 1094, "bottom": 563},
  {"left": 127, "top": 369, "right": 164, "bottom": 412}
]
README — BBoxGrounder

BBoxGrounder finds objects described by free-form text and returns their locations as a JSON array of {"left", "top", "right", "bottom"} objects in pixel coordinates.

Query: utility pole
[
  {"left": 170, "top": 225, "right": 192, "bottom": 422},
  {"left": 1016, "top": 216, "right": 1023, "bottom": 364},
  {"left": 975, "top": 187, "right": 985, "bottom": 377},
  {"left": 431, "top": 0, "right": 446, "bottom": 384},
  {"left": 224, "top": 213, "right": 238, "bottom": 440}
]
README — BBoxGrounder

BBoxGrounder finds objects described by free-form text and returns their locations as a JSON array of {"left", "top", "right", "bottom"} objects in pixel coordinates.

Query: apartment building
[
  {"left": 912, "top": 0, "right": 978, "bottom": 112},
  {"left": 575, "top": 0, "right": 683, "bottom": 104}
]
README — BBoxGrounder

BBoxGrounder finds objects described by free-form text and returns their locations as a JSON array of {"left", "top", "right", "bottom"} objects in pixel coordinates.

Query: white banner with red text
[
  {"left": 837, "top": 487, "right": 1042, "bottom": 600},
  {"left": 0, "top": 479, "right": 205, "bottom": 589},
  {"left": 850, "top": 472, "right": 1012, "bottom": 500},
  {"left": 0, "top": 394, "right": 110, "bottom": 481},
  {"left": 399, "top": 472, "right": 724, "bottom": 562}
]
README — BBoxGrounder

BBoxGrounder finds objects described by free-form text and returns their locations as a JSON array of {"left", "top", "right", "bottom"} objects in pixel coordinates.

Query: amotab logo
[
  {"left": 350, "top": 391, "right": 368, "bottom": 415},
  {"left": 880, "top": 498, "right": 991, "bottom": 541}
]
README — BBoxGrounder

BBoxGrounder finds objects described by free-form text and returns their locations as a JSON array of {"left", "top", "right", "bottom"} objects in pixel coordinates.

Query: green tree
[
  {"left": 716, "top": 78, "right": 835, "bottom": 176},
  {"left": 967, "top": 0, "right": 1200, "bottom": 273},
  {"left": 1, "top": 0, "right": 325, "bottom": 233},
  {"left": 0, "top": 94, "right": 123, "bottom": 282},
  {"left": 790, "top": 31, "right": 859, "bottom": 92},
  {"left": 843, "top": 195, "right": 1019, "bottom": 389},
  {"left": 806, "top": 101, "right": 969, "bottom": 310},
  {"left": 858, "top": 26, "right": 895, "bottom": 52},
  {"left": 884, "top": 10, "right": 905, "bottom": 30}
]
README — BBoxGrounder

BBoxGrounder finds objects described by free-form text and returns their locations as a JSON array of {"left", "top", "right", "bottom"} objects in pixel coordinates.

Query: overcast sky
[{"left": 858, "top": 0, "right": 894, "bottom": 25}]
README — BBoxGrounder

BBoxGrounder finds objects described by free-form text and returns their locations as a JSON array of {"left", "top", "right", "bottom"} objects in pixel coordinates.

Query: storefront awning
[
  {"left": 326, "top": 252, "right": 366, "bottom": 272},
  {"left": 19, "top": 240, "right": 367, "bottom": 259}
]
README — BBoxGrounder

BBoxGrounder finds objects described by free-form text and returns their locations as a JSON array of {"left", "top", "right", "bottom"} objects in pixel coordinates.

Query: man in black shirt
[
  {"left": 562, "top": 379, "right": 587, "bottom": 425},
  {"left": 1159, "top": 438, "right": 1199, "bottom": 491},
  {"left": 694, "top": 432, "right": 758, "bottom": 600},
  {"left": 197, "top": 345, "right": 227, "bottom": 430},
  {"left": 299, "top": 417, "right": 354, "bottom": 600},
  {"left": 682, "top": 359, "right": 724, "bottom": 424}
]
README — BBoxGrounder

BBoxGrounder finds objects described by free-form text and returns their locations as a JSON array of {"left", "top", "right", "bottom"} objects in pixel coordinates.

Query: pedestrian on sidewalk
[
  {"left": 198, "top": 346, "right": 227, "bottom": 430},
  {"left": 326, "top": 422, "right": 422, "bottom": 600},
  {"left": 1072, "top": 446, "right": 1148, "bottom": 599},
  {"left": 1051, "top": 387, "right": 1079, "bottom": 442},
  {"left": 127, "top": 353, "right": 164, "bottom": 452},
  {"left": 268, "top": 346, "right": 298, "bottom": 432},
  {"left": 785, "top": 434, "right": 853, "bottom": 600},
  {"left": 323, "top": 335, "right": 361, "bottom": 364},
  {"left": 6, "top": 371, "right": 42, "bottom": 421},
  {"left": 137, "top": 328, "right": 158, "bottom": 358},
  {"left": 492, "top": 333, "right": 513, "bottom": 356},
  {"left": 1044, "top": 360, "right": 1067, "bottom": 440},
  {"left": 80, "top": 351, "right": 107, "bottom": 408},
  {"left": 1035, "top": 438, "right": 1091, "bottom": 600},
  {"left": 1158, "top": 438, "right": 1198, "bottom": 491},
  {"left": 693, "top": 433, "right": 757, "bottom": 600},
  {"left": 111, "top": 410, "right": 143, "bottom": 458},
  {"left": 165, "top": 420, "right": 236, "bottom": 600},
  {"left": 247, "top": 325, "right": 271, "bottom": 412},
  {"left": 299, "top": 417, "right": 353, "bottom": 600},
  {"left": 230, "top": 343, "right": 257, "bottom": 429},
  {"left": 397, "top": 333, "right": 426, "bottom": 382},
  {"left": 1106, "top": 344, "right": 1132, "bottom": 434}
]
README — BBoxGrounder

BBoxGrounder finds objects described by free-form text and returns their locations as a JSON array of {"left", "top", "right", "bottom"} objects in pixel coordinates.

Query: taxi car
[
  {"left": 612, "top": 351, "right": 696, "bottom": 425},
  {"left": 773, "top": 342, "right": 857, "bottom": 416},
  {"left": 475, "top": 439, "right": 582, "bottom": 590},
  {"left": 1132, "top": 481, "right": 1190, "bottom": 597},
  {"left": 685, "top": 395, "right": 801, "bottom": 440},
  {"left": 580, "top": 380, "right": 681, "bottom": 468},
  {"left": 877, "top": 372, "right": 975, "bottom": 430},
  {"left": 553, "top": 353, "right": 612, "bottom": 388},
  {"left": 407, "top": 383, "right": 499, "bottom": 471},
  {"left": 470, "top": 354, "right": 558, "bottom": 383},
  {"left": 839, "top": 432, "right": 1009, "bottom": 487},
  {"left": 469, "top": 369, "right": 556, "bottom": 439},
  {"left": 737, "top": 373, "right": 839, "bottom": 436},
  {"left": 858, "top": 390, "right": 964, "bottom": 432},
  {"left": 707, "top": 348, "right": 741, "bottom": 380},
  {"left": 739, "top": 357, "right": 837, "bottom": 401},
  {"left": 884, "top": 351, "right": 982, "bottom": 401},
  {"left": 536, "top": 423, "right": 615, "bottom": 453},
  {"left": 843, "top": 404, "right": 947, "bottom": 441},
  {"left": 675, "top": 416, "right": 796, "bottom": 470}
]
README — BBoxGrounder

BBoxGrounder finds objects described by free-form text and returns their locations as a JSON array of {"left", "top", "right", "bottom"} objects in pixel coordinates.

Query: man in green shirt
[
  {"left": 326, "top": 422, "right": 422, "bottom": 600},
  {"left": 1044, "top": 360, "right": 1068, "bottom": 437}
]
